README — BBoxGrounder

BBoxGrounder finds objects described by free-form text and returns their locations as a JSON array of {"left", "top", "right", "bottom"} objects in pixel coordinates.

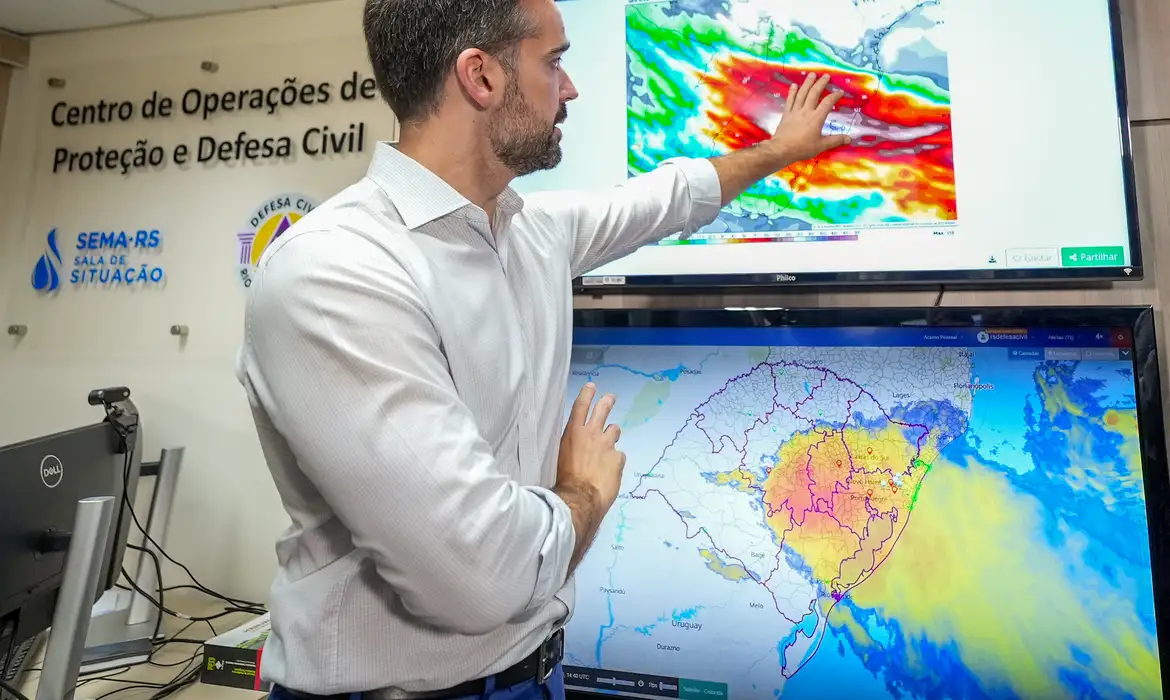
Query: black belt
[{"left": 280, "top": 629, "right": 564, "bottom": 700}]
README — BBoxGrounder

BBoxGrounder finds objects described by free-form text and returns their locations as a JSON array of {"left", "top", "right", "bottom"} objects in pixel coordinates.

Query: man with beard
[{"left": 237, "top": 0, "right": 850, "bottom": 698}]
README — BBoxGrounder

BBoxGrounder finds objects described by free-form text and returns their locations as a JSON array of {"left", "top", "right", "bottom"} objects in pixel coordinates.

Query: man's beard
[{"left": 490, "top": 80, "right": 565, "bottom": 177}]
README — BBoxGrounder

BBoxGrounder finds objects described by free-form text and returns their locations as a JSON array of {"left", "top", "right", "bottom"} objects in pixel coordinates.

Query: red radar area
[{"left": 697, "top": 55, "right": 957, "bottom": 222}]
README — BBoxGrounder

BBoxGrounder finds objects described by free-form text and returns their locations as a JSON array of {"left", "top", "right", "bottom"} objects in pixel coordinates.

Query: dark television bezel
[
  {"left": 564, "top": 305, "right": 1170, "bottom": 699},
  {"left": 571, "top": 0, "right": 1144, "bottom": 293}
]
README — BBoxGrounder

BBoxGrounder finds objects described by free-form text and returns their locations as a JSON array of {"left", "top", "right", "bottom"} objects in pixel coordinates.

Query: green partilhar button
[{"left": 1060, "top": 246, "right": 1125, "bottom": 267}]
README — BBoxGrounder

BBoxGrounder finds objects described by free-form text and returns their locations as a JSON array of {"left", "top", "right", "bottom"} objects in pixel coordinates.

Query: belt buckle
[{"left": 537, "top": 629, "right": 564, "bottom": 683}]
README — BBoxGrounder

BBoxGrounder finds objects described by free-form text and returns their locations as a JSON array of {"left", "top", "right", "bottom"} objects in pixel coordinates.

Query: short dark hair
[{"left": 363, "top": 0, "right": 538, "bottom": 124}]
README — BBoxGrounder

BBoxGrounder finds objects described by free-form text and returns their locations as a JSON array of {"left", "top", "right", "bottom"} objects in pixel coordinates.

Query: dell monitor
[
  {"left": 0, "top": 390, "right": 141, "bottom": 652},
  {"left": 562, "top": 306, "right": 1169, "bottom": 699}
]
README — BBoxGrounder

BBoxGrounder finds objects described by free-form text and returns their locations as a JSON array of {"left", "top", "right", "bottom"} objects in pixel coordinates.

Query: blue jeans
[{"left": 269, "top": 665, "right": 565, "bottom": 700}]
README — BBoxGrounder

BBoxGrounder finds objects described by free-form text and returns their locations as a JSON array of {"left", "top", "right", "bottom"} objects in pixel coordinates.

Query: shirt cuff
[
  {"left": 663, "top": 157, "right": 723, "bottom": 240},
  {"left": 521, "top": 485, "right": 575, "bottom": 615}
]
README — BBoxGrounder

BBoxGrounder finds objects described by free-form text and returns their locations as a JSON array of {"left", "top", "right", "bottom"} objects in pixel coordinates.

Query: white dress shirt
[{"left": 235, "top": 142, "right": 722, "bottom": 693}]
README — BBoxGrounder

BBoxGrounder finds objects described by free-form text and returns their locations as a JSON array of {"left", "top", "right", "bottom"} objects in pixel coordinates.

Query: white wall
[{"left": 0, "top": 0, "right": 397, "bottom": 600}]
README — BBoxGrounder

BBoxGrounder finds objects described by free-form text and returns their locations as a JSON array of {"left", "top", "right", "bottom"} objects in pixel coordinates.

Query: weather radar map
[
  {"left": 563, "top": 329, "right": 1161, "bottom": 699},
  {"left": 626, "top": 0, "right": 956, "bottom": 243}
]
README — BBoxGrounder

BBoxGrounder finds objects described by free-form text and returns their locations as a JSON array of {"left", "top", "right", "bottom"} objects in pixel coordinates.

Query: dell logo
[{"left": 40, "top": 455, "right": 63, "bottom": 488}]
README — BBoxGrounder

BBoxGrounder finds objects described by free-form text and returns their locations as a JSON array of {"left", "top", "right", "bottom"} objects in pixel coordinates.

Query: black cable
[
  {"left": 149, "top": 662, "right": 201, "bottom": 700},
  {"left": 114, "top": 445, "right": 263, "bottom": 611},
  {"left": 117, "top": 566, "right": 264, "bottom": 620},
  {"left": 94, "top": 678, "right": 169, "bottom": 699},
  {"left": 76, "top": 662, "right": 137, "bottom": 687},
  {"left": 933, "top": 285, "right": 945, "bottom": 307},
  {"left": 24, "top": 607, "right": 222, "bottom": 685},
  {"left": 126, "top": 544, "right": 165, "bottom": 640},
  {"left": 152, "top": 639, "right": 207, "bottom": 647},
  {"left": 147, "top": 648, "right": 205, "bottom": 669},
  {"left": 30, "top": 661, "right": 152, "bottom": 684},
  {"left": 158, "top": 584, "right": 260, "bottom": 609},
  {"left": 150, "top": 619, "right": 197, "bottom": 649},
  {"left": 80, "top": 674, "right": 164, "bottom": 690},
  {"left": 64, "top": 641, "right": 208, "bottom": 695},
  {"left": 93, "top": 649, "right": 202, "bottom": 700},
  {"left": 0, "top": 680, "right": 30, "bottom": 700}
]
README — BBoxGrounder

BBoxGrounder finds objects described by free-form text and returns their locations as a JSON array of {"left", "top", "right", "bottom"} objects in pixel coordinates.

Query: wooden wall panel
[
  {"left": 1120, "top": 0, "right": 1170, "bottom": 122},
  {"left": 0, "top": 31, "right": 27, "bottom": 69},
  {"left": 1132, "top": 125, "right": 1170, "bottom": 309},
  {"left": 1132, "top": 124, "right": 1170, "bottom": 405},
  {"left": 0, "top": 66, "right": 10, "bottom": 158}
]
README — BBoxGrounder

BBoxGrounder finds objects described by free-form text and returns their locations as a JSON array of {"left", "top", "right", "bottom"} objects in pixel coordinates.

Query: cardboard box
[{"left": 200, "top": 613, "right": 271, "bottom": 692}]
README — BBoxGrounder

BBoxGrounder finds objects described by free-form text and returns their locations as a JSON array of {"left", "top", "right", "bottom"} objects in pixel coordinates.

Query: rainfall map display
[
  {"left": 515, "top": 0, "right": 1139, "bottom": 284},
  {"left": 562, "top": 325, "right": 1161, "bottom": 699},
  {"left": 626, "top": 0, "right": 956, "bottom": 235}
]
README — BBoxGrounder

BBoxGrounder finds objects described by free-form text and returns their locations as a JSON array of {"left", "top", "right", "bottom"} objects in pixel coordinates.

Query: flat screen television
[
  {"left": 561, "top": 306, "right": 1169, "bottom": 699},
  {"left": 515, "top": 0, "right": 1143, "bottom": 290}
]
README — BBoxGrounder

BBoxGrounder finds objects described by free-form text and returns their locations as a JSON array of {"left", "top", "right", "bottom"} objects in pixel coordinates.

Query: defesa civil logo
[{"left": 237, "top": 193, "right": 317, "bottom": 289}]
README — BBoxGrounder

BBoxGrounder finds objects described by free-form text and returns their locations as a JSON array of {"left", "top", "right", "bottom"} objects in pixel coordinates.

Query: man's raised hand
[{"left": 769, "top": 72, "right": 852, "bottom": 163}]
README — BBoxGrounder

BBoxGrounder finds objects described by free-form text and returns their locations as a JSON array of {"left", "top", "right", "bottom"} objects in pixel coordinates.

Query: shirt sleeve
[
  {"left": 524, "top": 156, "right": 723, "bottom": 279},
  {"left": 240, "top": 229, "right": 575, "bottom": 636}
]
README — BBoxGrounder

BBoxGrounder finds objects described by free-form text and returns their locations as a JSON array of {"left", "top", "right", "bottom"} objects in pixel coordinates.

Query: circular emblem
[
  {"left": 40, "top": 455, "right": 63, "bottom": 488},
  {"left": 236, "top": 193, "right": 318, "bottom": 290}
]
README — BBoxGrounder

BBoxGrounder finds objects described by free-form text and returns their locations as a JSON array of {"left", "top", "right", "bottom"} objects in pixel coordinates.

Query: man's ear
[{"left": 454, "top": 48, "right": 503, "bottom": 110}]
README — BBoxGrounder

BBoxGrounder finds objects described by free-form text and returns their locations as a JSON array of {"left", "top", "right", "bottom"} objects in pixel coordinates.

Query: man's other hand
[
  {"left": 553, "top": 382, "right": 627, "bottom": 574},
  {"left": 558, "top": 383, "right": 626, "bottom": 509},
  {"left": 768, "top": 72, "right": 852, "bottom": 163}
]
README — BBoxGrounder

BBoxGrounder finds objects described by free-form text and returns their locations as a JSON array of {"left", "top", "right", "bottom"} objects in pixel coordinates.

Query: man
[{"left": 236, "top": 0, "right": 850, "bottom": 698}]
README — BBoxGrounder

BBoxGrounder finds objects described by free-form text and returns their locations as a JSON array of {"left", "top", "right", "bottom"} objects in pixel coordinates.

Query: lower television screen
[{"left": 562, "top": 308, "right": 1166, "bottom": 699}]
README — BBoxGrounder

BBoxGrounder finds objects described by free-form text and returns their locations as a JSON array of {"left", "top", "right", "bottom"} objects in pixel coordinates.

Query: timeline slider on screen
[{"left": 563, "top": 665, "right": 729, "bottom": 699}]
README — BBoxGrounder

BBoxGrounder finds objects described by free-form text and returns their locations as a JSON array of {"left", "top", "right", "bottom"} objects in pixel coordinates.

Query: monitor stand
[
  {"left": 36, "top": 496, "right": 116, "bottom": 700},
  {"left": 79, "top": 447, "right": 184, "bottom": 675}
]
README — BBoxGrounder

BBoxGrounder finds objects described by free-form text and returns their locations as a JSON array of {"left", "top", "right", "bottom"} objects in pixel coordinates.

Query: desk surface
[{"left": 16, "top": 595, "right": 268, "bottom": 700}]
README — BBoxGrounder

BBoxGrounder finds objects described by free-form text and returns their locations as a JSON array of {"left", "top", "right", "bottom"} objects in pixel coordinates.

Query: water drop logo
[{"left": 31, "top": 228, "right": 64, "bottom": 293}]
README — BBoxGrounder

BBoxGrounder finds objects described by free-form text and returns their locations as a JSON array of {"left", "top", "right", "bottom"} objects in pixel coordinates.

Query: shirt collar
[{"left": 365, "top": 141, "right": 525, "bottom": 232}]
